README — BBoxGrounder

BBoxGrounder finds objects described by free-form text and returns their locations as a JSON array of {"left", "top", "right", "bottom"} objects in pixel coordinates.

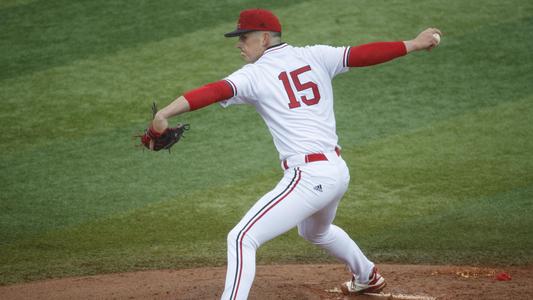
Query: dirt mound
[{"left": 1, "top": 264, "right": 532, "bottom": 299}]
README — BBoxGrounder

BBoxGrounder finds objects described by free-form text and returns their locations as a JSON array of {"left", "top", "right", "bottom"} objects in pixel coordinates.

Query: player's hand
[
  {"left": 140, "top": 121, "right": 190, "bottom": 151},
  {"left": 404, "top": 28, "right": 442, "bottom": 52},
  {"left": 139, "top": 102, "right": 190, "bottom": 152},
  {"left": 152, "top": 112, "right": 169, "bottom": 134}
]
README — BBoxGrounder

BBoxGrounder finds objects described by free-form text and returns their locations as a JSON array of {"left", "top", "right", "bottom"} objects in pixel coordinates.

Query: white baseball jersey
[
  {"left": 219, "top": 43, "right": 379, "bottom": 300},
  {"left": 220, "top": 43, "right": 350, "bottom": 160}
]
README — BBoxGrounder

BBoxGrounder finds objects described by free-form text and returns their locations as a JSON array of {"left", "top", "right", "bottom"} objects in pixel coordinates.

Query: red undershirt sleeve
[
  {"left": 183, "top": 80, "right": 235, "bottom": 111},
  {"left": 347, "top": 41, "right": 407, "bottom": 67}
]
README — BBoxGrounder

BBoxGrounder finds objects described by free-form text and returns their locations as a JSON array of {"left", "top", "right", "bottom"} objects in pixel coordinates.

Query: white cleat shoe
[{"left": 341, "top": 267, "right": 387, "bottom": 295}]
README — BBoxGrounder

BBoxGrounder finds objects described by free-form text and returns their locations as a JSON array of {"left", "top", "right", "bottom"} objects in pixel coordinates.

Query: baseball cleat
[{"left": 341, "top": 267, "right": 387, "bottom": 295}]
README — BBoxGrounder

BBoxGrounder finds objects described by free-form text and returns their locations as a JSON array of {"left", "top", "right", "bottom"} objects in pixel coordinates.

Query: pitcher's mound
[{"left": 1, "top": 264, "right": 532, "bottom": 299}]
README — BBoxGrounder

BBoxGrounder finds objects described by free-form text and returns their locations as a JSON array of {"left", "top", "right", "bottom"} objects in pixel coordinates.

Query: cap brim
[{"left": 224, "top": 29, "right": 255, "bottom": 37}]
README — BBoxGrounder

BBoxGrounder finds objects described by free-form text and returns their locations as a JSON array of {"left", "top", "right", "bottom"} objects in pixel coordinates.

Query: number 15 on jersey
[{"left": 278, "top": 65, "right": 321, "bottom": 109}]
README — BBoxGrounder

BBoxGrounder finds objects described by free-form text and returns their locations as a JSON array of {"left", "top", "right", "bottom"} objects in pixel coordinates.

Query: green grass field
[{"left": 1, "top": 0, "right": 532, "bottom": 285}]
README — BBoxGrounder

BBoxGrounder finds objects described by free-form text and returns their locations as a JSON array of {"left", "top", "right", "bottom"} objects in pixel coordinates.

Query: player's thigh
[
  {"left": 297, "top": 161, "right": 350, "bottom": 237},
  {"left": 298, "top": 198, "right": 339, "bottom": 238},
  {"left": 230, "top": 168, "right": 329, "bottom": 246}
]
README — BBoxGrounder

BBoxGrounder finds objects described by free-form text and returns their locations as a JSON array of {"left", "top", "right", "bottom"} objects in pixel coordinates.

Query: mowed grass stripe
[
  {"left": 347, "top": 96, "right": 532, "bottom": 202},
  {"left": 366, "top": 186, "right": 533, "bottom": 265}
]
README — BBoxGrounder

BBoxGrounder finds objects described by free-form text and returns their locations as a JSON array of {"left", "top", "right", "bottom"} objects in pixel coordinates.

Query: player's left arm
[
  {"left": 347, "top": 27, "right": 442, "bottom": 68},
  {"left": 151, "top": 96, "right": 190, "bottom": 132},
  {"left": 151, "top": 80, "right": 234, "bottom": 132}
]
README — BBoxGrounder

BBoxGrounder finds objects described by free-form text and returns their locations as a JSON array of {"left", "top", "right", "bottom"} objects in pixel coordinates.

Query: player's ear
[{"left": 261, "top": 31, "right": 270, "bottom": 47}]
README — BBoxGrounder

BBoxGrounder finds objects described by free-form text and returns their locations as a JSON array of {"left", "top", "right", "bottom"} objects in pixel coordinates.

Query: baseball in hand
[{"left": 432, "top": 33, "right": 441, "bottom": 45}]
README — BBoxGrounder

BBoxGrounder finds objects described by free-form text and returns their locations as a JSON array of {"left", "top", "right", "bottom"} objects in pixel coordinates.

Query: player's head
[{"left": 224, "top": 9, "right": 282, "bottom": 63}]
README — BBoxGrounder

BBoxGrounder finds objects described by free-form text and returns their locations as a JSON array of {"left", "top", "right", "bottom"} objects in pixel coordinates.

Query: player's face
[{"left": 236, "top": 31, "right": 267, "bottom": 63}]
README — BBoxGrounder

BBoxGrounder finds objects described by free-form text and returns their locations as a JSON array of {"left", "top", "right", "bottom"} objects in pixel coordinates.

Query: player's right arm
[
  {"left": 345, "top": 27, "right": 442, "bottom": 68},
  {"left": 151, "top": 80, "right": 235, "bottom": 132}
]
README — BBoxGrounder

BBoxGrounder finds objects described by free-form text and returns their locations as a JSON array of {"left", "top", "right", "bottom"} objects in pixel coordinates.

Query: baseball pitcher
[{"left": 141, "top": 8, "right": 441, "bottom": 299}]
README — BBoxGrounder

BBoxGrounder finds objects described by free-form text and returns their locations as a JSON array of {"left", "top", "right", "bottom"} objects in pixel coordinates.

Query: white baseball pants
[{"left": 221, "top": 152, "right": 374, "bottom": 300}]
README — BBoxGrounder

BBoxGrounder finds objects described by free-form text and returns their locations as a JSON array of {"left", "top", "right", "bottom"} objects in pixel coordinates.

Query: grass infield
[{"left": 1, "top": 0, "right": 532, "bottom": 284}]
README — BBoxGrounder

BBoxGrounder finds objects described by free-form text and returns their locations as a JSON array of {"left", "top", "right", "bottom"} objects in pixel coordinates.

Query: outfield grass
[{"left": 1, "top": 0, "right": 532, "bottom": 285}]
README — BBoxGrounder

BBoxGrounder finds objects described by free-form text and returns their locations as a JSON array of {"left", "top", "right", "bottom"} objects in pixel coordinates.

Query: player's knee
[
  {"left": 227, "top": 227, "right": 240, "bottom": 244},
  {"left": 298, "top": 226, "right": 330, "bottom": 244},
  {"left": 227, "top": 227, "right": 258, "bottom": 249},
  {"left": 297, "top": 226, "right": 308, "bottom": 240},
  {"left": 298, "top": 226, "right": 318, "bottom": 242}
]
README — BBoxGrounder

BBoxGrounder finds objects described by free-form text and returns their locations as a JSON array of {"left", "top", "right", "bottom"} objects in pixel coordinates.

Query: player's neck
[{"left": 266, "top": 42, "right": 285, "bottom": 50}]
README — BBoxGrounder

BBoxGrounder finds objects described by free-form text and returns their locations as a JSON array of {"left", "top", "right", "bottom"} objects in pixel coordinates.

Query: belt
[{"left": 282, "top": 147, "right": 341, "bottom": 170}]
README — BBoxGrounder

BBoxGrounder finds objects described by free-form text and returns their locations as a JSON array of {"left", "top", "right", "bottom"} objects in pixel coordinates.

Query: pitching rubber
[{"left": 363, "top": 293, "right": 436, "bottom": 300}]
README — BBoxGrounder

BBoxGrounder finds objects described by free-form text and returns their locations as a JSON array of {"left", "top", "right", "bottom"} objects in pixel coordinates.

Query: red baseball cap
[{"left": 224, "top": 9, "right": 281, "bottom": 37}]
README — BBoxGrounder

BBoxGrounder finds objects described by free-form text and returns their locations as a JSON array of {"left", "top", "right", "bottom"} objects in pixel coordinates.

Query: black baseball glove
[{"left": 140, "top": 102, "right": 189, "bottom": 151}]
